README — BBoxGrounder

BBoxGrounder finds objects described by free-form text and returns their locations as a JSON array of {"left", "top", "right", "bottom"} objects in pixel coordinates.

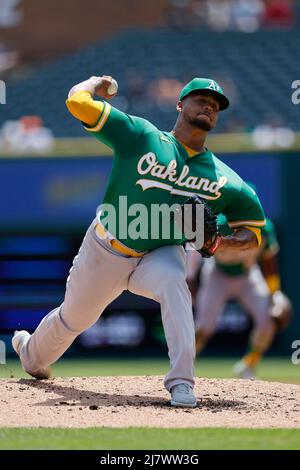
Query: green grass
[
  {"left": 0, "top": 357, "right": 299, "bottom": 383},
  {"left": 0, "top": 427, "right": 299, "bottom": 450}
]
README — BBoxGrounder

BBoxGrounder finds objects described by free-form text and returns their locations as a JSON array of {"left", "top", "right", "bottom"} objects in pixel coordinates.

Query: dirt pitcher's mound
[{"left": 0, "top": 376, "right": 299, "bottom": 428}]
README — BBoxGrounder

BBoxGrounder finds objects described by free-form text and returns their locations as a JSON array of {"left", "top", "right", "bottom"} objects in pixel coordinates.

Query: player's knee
[
  {"left": 196, "top": 327, "right": 213, "bottom": 341},
  {"left": 255, "top": 316, "right": 274, "bottom": 334}
]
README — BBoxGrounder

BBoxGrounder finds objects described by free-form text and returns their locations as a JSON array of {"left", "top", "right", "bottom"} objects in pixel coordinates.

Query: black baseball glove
[{"left": 175, "top": 194, "right": 222, "bottom": 257}]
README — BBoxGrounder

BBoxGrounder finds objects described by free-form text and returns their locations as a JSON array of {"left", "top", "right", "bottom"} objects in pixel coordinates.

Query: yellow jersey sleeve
[{"left": 66, "top": 90, "right": 104, "bottom": 127}]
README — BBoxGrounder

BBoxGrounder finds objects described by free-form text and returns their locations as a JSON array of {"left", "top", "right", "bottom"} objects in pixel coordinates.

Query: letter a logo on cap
[{"left": 208, "top": 80, "right": 221, "bottom": 92}]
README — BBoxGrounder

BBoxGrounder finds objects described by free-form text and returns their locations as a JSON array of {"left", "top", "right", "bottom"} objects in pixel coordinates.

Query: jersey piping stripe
[
  {"left": 244, "top": 226, "right": 262, "bottom": 246},
  {"left": 84, "top": 102, "right": 111, "bottom": 132},
  {"left": 228, "top": 219, "right": 266, "bottom": 228}
]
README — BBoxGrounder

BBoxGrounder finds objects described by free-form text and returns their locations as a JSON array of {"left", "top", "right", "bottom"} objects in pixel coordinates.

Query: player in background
[{"left": 187, "top": 215, "right": 292, "bottom": 379}]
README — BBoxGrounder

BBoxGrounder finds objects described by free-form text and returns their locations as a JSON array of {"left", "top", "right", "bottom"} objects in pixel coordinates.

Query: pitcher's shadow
[{"left": 15, "top": 378, "right": 247, "bottom": 410}]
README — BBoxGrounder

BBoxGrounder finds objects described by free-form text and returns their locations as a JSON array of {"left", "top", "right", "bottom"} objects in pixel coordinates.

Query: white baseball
[{"left": 107, "top": 79, "right": 118, "bottom": 95}]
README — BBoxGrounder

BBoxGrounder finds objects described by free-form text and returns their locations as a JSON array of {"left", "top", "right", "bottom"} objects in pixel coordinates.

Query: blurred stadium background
[{"left": 0, "top": 0, "right": 299, "bottom": 374}]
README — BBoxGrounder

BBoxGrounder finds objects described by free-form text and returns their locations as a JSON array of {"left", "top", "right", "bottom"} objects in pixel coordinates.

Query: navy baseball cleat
[
  {"left": 170, "top": 383, "right": 197, "bottom": 408},
  {"left": 12, "top": 330, "right": 51, "bottom": 380}
]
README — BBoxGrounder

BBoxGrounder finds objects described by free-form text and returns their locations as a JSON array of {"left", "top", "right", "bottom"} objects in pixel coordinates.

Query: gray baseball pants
[
  {"left": 195, "top": 260, "right": 273, "bottom": 342},
  {"left": 19, "top": 219, "right": 195, "bottom": 391}
]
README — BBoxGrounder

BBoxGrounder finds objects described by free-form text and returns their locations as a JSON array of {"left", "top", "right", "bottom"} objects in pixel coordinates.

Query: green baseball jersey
[
  {"left": 84, "top": 102, "right": 265, "bottom": 252},
  {"left": 215, "top": 217, "right": 279, "bottom": 276}
]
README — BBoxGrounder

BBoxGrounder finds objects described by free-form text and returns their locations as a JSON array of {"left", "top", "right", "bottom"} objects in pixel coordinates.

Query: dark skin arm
[
  {"left": 260, "top": 253, "right": 280, "bottom": 279},
  {"left": 259, "top": 251, "right": 281, "bottom": 293},
  {"left": 218, "top": 228, "right": 258, "bottom": 251}
]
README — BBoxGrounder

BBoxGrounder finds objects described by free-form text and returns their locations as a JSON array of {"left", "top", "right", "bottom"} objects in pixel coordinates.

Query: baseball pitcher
[{"left": 12, "top": 75, "right": 265, "bottom": 407}]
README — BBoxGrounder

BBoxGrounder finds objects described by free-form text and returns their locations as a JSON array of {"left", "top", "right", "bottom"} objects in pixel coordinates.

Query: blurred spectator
[
  {"left": 230, "top": 0, "right": 265, "bottom": 32},
  {"left": 1, "top": 115, "right": 54, "bottom": 153},
  {"left": 164, "top": 0, "right": 197, "bottom": 29},
  {"left": 191, "top": 0, "right": 295, "bottom": 31},
  {"left": 263, "top": 0, "right": 295, "bottom": 28},
  {"left": 0, "top": 0, "right": 22, "bottom": 27},
  {"left": 147, "top": 78, "right": 184, "bottom": 112},
  {"left": 252, "top": 116, "right": 295, "bottom": 149},
  {"left": 0, "top": 43, "right": 18, "bottom": 73},
  {"left": 200, "top": 0, "right": 232, "bottom": 31},
  {"left": 192, "top": 0, "right": 264, "bottom": 32}
]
